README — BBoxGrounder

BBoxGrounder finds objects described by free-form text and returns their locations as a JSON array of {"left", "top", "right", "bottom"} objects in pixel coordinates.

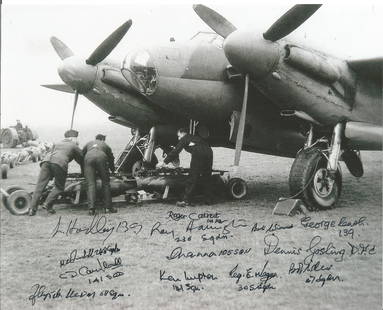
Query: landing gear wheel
[
  {"left": 227, "top": 178, "right": 247, "bottom": 200},
  {"left": 5, "top": 188, "right": 31, "bottom": 215},
  {"left": 289, "top": 148, "right": 342, "bottom": 210}
]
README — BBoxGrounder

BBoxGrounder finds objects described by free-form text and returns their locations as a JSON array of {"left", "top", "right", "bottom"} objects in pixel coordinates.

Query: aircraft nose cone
[
  {"left": 223, "top": 31, "right": 280, "bottom": 79},
  {"left": 58, "top": 56, "right": 97, "bottom": 92}
]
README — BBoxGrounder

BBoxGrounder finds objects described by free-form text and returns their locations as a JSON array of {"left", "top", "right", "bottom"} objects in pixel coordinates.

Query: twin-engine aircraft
[{"left": 43, "top": 4, "right": 382, "bottom": 210}]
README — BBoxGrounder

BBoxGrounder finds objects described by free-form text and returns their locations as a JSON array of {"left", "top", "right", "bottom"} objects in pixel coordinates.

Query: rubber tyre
[
  {"left": 227, "top": 178, "right": 247, "bottom": 200},
  {"left": 3, "top": 186, "right": 28, "bottom": 210},
  {"left": 1, "top": 164, "right": 9, "bottom": 179},
  {"left": 1, "top": 191, "right": 9, "bottom": 209},
  {"left": 289, "top": 148, "right": 342, "bottom": 210},
  {"left": 1, "top": 128, "right": 19, "bottom": 148},
  {"left": 6, "top": 186, "right": 24, "bottom": 195},
  {"left": 6, "top": 189, "right": 31, "bottom": 215}
]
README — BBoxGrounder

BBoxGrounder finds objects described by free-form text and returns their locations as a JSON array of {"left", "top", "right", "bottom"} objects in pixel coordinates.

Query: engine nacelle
[{"left": 284, "top": 45, "right": 340, "bottom": 83}]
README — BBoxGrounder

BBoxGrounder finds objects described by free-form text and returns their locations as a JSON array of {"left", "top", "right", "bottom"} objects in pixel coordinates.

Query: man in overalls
[
  {"left": 29, "top": 129, "right": 83, "bottom": 215},
  {"left": 160, "top": 128, "right": 213, "bottom": 207},
  {"left": 83, "top": 134, "right": 117, "bottom": 215}
]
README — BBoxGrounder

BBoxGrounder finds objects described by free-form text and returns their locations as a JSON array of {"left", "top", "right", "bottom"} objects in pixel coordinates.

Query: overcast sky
[{"left": 1, "top": 0, "right": 382, "bottom": 131}]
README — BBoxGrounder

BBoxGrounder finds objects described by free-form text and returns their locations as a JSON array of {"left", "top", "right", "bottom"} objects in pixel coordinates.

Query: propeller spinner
[{"left": 49, "top": 20, "right": 132, "bottom": 129}]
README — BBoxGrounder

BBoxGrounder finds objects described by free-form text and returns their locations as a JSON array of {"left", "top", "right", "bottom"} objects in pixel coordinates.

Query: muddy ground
[{"left": 0, "top": 148, "right": 381, "bottom": 310}]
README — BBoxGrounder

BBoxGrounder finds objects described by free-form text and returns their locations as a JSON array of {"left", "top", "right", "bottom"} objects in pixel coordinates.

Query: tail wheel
[{"left": 289, "top": 148, "right": 342, "bottom": 210}]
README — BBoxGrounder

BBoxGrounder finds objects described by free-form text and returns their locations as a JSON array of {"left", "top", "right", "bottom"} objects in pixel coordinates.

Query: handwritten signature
[{"left": 51, "top": 215, "right": 143, "bottom": 243}]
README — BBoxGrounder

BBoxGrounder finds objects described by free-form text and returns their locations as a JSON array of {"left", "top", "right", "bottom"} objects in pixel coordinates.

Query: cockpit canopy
[{"left": 122, "top": 50, "right": 158, "bottom": 95}]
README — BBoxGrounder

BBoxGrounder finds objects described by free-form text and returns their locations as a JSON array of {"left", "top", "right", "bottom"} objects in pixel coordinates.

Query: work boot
[
  {"left": 46, "top": 205, "right": 56, "bottom": 214},
  {"left": 29, "top": 207, "right": 37, "bottom": 216},
  {"left": 88, "top": 209, "right": 96, "bottom": 216},
  {"left": 176, "top": 201, "right": 192, "bottom": 207},
  {"left": 107, "top": 207, "right": 118, "bottom": 213},
  {"left": 203, "top": 197, "right": 214, "bottom": 206}
]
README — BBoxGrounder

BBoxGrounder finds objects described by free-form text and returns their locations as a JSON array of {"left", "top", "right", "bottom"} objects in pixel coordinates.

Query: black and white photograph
[{"left": 1, "top": 0, "right": 382, "bottom": 309}]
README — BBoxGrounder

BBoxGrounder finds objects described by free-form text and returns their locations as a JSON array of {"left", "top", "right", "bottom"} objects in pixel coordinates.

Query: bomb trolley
[
  {"left": 135, "top": 167, "right": 247, "bottom": 201},
  {"left": 1, "top": 169, "right": 247, "bottom": 215}
]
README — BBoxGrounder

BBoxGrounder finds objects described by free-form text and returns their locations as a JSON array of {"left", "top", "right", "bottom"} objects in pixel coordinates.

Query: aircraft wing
[
  {"left": 347, "top": 57, "right": 383, "bottom": 82},
  {"left": 41, "top": 84, "right": 75, "bottom": 94}
]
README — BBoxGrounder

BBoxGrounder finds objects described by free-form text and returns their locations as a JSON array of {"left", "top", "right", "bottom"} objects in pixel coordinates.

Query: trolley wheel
[
  {"left": 1, "top": 128, "right": 19, "bottom": 148},
  {"left": 6, "top": 189, "right": 31, "bottom": 215},
  {"left": 227, "top": 178, "right": 247, "bottom": 200}
]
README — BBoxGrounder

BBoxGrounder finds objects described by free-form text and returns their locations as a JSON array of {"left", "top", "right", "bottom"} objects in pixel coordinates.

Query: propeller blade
[
  {"left": 86, "top": 20, "right": 132, "bottom": 66},
  {"left": 41, "top": 84, "right": 75, "bottom": 94},
  {"left": 234, "top": 74, "right": 249, "bottom": 166},
  {"left": 193, "top": 4, "right": 236, "bottom": 38},
  {"left": 50, "top": 36, "right": 75, "bottom": 60},
  {"left": 263, "top": 4, "right": 321, "bottom": 42},
  {"left": 70, "top": 91, "right": 79, "bottom": 130}
]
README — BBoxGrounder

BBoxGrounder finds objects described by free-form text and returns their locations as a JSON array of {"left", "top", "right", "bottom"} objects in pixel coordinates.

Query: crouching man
[
  {"left": 29, "top": 130, "right": 83, "bottom": 216},
  {"left": 83, "top": 134, "right": 117, "bottom": 215}
]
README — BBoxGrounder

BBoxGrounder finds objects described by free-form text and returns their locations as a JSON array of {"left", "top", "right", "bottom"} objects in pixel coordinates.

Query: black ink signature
[
  {"left": 51, "top": 216, "right": 142, "bottom": 243},
  {"left": 59, "top": 243, "right": 120, "bottom": 268},
  {"left": 264, "top": 234, "right": 302, "bottom": 256},
  {"left": 166, "top": 246, "right": 251, "bottom": 260},
  {"left": 304, "top": 235, "right": 346, "bottom": 264},
  {"left": 59, "top": 257, "right": 122, "bottom": 280}
]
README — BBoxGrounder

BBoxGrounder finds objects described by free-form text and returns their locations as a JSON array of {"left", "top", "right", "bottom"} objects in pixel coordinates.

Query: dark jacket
[
  {"left": 42, "top": 139, "right": 83, "bottom": 173},
  {"left": 83, "top": 140, "right": 115, "bottom": 171},
  {"left": 164, "top": 134, "right": 212, "bottom": 165}
]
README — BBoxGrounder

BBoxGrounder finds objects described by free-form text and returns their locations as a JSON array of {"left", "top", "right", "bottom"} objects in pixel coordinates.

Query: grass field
[{"left": 0, "top": 136, "right": 381, "bottom": 309}]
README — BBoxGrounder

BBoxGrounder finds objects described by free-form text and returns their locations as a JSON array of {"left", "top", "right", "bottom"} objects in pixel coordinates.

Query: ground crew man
[
  {"left": 83, "top": 134, "right": 117, "bottom": 215},
  {"left": 158, "top": 128, "right": 213, "bottom": 207},
  {"left": 29, "top": 130, "right": 83, "bottom": 216}
]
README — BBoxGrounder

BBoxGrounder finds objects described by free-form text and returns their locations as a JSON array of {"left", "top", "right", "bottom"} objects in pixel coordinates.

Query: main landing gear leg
[{"left": 289, "top": 123, "right": 343, "bottom": 210}]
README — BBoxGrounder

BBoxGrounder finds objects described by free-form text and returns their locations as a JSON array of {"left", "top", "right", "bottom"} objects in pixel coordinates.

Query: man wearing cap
[
  {"left": 83, "top": 134, "right": 117, "bottom": 215},
  {"left": 29, "top": 129, "right": 83, "bottom": 216}
]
